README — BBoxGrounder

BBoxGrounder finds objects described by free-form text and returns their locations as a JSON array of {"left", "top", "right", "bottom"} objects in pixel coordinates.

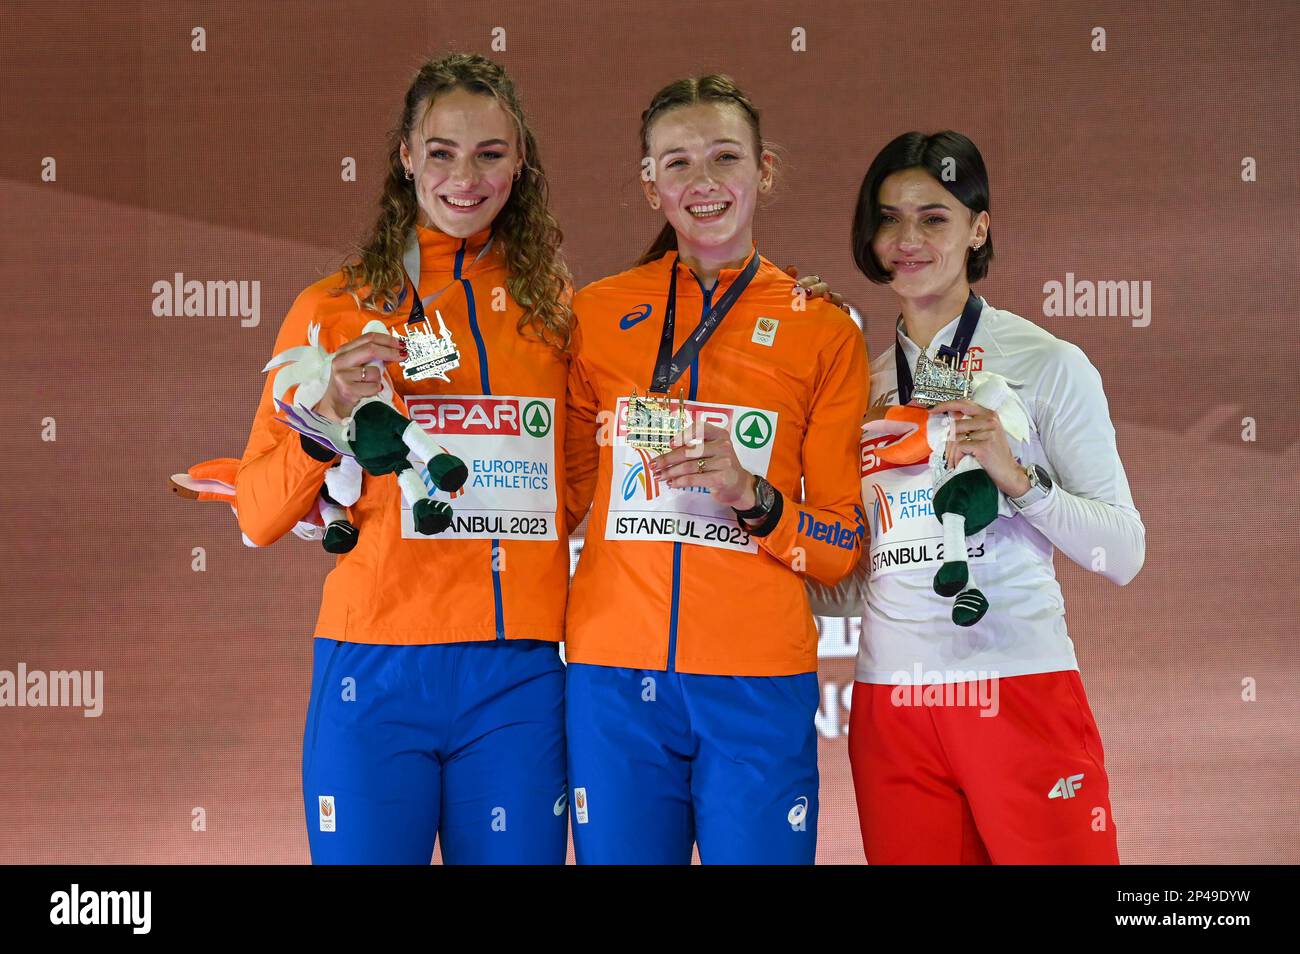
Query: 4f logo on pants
[{"left": 1048, "top": 774, "right": 1084, "bottom": 799}]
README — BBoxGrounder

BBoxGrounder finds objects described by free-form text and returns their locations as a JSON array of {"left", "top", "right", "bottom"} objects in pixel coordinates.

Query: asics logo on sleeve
[{"left": 618, "top": 304, "right": 653, "bottom": 329}]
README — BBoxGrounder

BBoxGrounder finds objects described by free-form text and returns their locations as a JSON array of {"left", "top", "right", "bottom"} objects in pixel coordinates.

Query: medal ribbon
[
  {"left": 650, "top": 249, "right": 761, "bottom": 393},
  {"left": 403, "top": 235, "right": 495, "bottom": 325}
]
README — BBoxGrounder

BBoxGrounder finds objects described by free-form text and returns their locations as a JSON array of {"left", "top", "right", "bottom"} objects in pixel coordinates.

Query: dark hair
[
  {"left": 635, "top": 75, "right": 765, "bottom": 266},
  {"left": 850, "top": 130, "right": 992, "bottom": 285}
]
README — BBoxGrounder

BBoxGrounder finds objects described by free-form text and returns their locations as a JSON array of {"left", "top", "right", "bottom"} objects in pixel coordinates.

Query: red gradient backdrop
[{"left": 0, "top": 0, "right": 1296, "bottom": 863}]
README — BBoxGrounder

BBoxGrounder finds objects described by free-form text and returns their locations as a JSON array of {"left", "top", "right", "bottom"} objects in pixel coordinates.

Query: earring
[
  {"left": 513, "top": 168, "right": 522, "bottom": 181},
  {"left": 405, "top": 168, "right": 413, "bottom": 181}
]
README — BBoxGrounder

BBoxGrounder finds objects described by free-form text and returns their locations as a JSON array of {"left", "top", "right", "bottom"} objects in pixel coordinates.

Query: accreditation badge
[
  {"left": 860, "top": 418, "right": 997, "bottom": 577},
  {"left": 399, "top": 394, "right": 558, "bottom": 541},
  {"left": 606, "top": 397, "right": 778, "bottom": 554}
]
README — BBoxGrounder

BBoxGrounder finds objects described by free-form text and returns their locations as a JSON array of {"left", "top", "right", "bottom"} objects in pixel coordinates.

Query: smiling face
[
  {"left": 399, "top": 87, "right": 523, "bottom": 238},
  {"left": 872, "top": 168, "right": 988, "bottom": 302},
  {"left": 641, "top": 101, "right": 773, "bottom": 265}
]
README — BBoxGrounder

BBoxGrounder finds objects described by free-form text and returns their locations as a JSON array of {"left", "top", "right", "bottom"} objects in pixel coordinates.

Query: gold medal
[{"left": 624, "top": 388, "right": 688, "bottom": 455}]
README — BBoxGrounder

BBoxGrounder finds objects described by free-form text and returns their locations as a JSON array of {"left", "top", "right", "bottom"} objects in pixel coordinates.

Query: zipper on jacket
[
  {"left": 455, "top": 240, "right": 505, "bottom": 640},
  {"left": 666, "top": 277, "right": 712, "bottom": 671}
]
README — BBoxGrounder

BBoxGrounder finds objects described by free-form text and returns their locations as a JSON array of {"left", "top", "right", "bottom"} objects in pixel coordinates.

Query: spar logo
[
  {"left": 861, "top": 433, "right": 910, "bottom": 478},
  {"left": 869, "top": 483, "right": 893, "bottom": 536},
  {"left": 622, "top": 447, "right": 663, "bottom": 502},
  {"left": 522, "top": 400, "right": 552, "bottom": 438},
  {"left": 734, "top": 411, "right": 773, "bottom": 449},
  {"left": 407, "top": 396, "right": 520, "bottom": 435}
]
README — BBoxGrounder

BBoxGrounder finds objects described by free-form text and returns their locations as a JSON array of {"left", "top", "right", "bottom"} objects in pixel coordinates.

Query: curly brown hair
[{"left": 335, "top": 53, "right": 572, "bottom": 351}]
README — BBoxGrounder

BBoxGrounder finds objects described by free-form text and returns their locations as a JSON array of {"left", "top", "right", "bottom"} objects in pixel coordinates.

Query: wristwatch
[
  {"left": 733, "top": 475, "right": 783, "bottom": 537},
  {"left": 1009, "top": 463, "right": 1053, "bottom": 511}
]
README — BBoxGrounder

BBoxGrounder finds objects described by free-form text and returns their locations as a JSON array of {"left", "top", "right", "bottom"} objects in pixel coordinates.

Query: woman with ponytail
[
  {"left": 236, "top": 53, "right": 573, "bottom": 864},
  {"left": 562, "top": 76, "right": 869, "bottom": 864}
]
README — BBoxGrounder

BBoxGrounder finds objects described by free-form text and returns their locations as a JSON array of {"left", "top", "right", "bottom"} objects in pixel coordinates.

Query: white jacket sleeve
[
  {"left": 805, "top": 548, "right": 870, "bottom": 617},
  {"left": 1015, "top": 341, "right": 1146, "bottom": 586}
]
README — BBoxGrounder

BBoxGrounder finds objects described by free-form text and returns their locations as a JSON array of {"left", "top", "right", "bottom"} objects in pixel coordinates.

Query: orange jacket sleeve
[
  {"left": 563, "top": 320, "right": 600, "bottom": 536},
  {"left": 756, "top": 313, "right": 869, "bottom": 586},
  {"left": 235, "top": 288, "right": 338, "bottom": 547}
]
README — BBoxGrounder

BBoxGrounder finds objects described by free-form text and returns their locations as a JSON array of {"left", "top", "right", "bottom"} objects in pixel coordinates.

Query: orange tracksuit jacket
[
  {"left": 564, "top": 249, "right": 870, "bottom": 676},
  {"left": 237, "top": 225, "right": 570, "bottom": 644}
]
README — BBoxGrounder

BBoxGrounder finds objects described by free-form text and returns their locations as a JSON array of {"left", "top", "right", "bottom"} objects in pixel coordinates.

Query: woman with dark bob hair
[{"left": 810, "top": 130, "right": 1145, "bottom": 864}]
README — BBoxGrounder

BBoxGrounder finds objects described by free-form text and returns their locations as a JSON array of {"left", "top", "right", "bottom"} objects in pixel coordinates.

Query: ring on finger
[{"left": 696, "top": 457, "right": 708, "bottom": 473}]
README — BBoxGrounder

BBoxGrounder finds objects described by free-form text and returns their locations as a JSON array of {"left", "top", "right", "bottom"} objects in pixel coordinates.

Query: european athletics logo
[
  {"left": 870, "top": 483, "right": 893, "bottom": 535},
  {"left": 621, "top": 447, "right": 662, "bottom": 502}
]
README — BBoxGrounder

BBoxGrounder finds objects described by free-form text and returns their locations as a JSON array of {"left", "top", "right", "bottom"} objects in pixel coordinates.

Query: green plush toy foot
[
  {"left": 412, "top": 498, "right": 453, "bottom": 535},
  {"left": 322, "top": 520, "right": 359, "bottom": 554},
  {"left": 425, "top": 453, "right": 469, "bottom": 493},
  {"left": 934, "top": 561, "right": 969, "bottom": 597},
  {"left": 952, "top": 588, "right": 989, "bottom": 627}
]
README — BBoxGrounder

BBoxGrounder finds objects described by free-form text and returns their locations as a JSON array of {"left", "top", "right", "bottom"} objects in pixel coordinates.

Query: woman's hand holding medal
[
  {"left": 649, "top": 421, "right": 758, "bottom": 511},
  {"left": 312, "top": 332, "right": 408, "bottom": 422}
]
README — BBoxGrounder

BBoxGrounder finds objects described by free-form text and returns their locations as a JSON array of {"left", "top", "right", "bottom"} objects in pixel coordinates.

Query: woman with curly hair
[{"left": 236, "top": 53, "right": 573, "bottom": 864}]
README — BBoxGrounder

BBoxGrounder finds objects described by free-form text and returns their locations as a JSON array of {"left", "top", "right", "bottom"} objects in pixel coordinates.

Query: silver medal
[{"left": 397, "top": 308, "right": 461, "bottom": 383}]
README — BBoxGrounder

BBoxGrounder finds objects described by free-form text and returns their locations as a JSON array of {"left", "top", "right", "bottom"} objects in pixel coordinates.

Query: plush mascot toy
[
  {"left": 169, "top": 455, "right": 364, "bottom": 553},
  {"left": 264, "top": 320, "right": 467, "bottom": 535},
  {"left": 874, "top": 369, "right": 1032, "bottom": 627}
]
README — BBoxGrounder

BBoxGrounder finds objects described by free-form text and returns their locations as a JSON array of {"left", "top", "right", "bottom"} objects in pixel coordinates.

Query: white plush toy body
[
  {"left": 263, "top": 320, "right": 468, "bottom": 536},
  {"left": 875, "top": 371, "right": 1033, "bottom": 626}
]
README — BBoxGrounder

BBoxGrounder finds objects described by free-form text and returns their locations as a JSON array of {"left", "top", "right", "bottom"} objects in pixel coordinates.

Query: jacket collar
[
  {"left": 402, "top": 224, "right": 494, "bottom": 289},
  {"left": 653, "top": 244, "right": 760, "bottom": 295}
]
